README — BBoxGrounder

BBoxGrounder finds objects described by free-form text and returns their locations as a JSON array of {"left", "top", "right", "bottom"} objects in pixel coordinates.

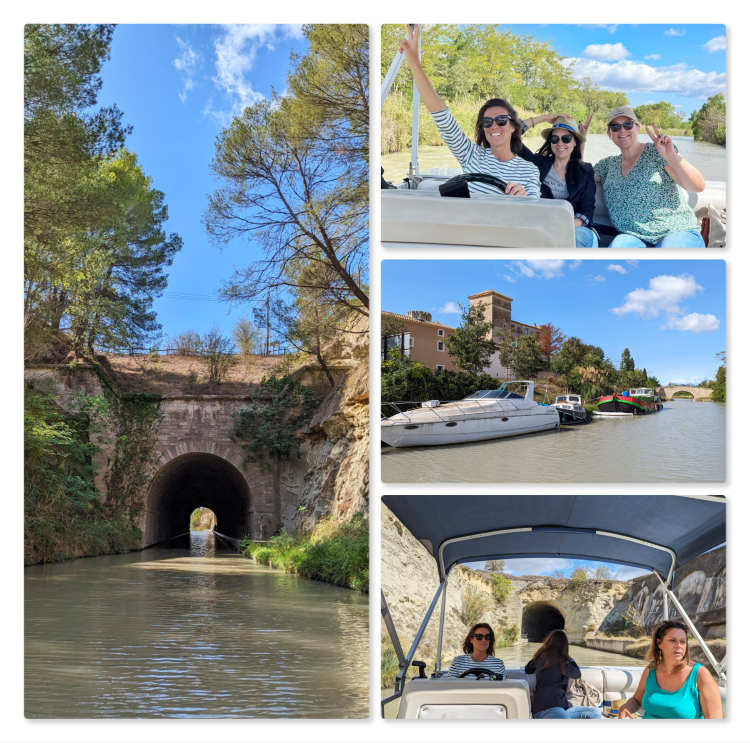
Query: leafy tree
[
  {"left": 633, "top": 101, "right": 685, "bottom": 130},
  {"left": 491, "top": 574, "right": 512, "bottom": 602},
  {"left": 569, "top": 567, "right": 587, "bottom": 588},
  {"left": 443, "top": 302, "right": 497, "bottom": 375},
  {"left": 712, "top": 351, "right": 726, "bottom": 402},
  {"left": 691, "top": 94, "right": 726, "bottom": 145},
  {"left": 536, "top": 322, "right": 566, "bottom": 368},
  {"left": 485, "top": 559, "right": 505, "bottom": 574},
  {"left": 232, "top": 316, "right": 261, "bottom": 356},
  {"left": 589, "top": 564, "right": 612, "bottom": 580},
  {"left": 381, "top": 313, "right": 407, "bottom": 339},
  {"left": 171, "top": 330, "right": 201, "bottom": 356},
  {"left": 620, "top": 348, "right": 635, "bottom": 372},
  {"left": 199, "top": 327, "right": 235, "bottom": 384},
  {"left": 497, "top": 331, "right": 545, "bottom": 379}
]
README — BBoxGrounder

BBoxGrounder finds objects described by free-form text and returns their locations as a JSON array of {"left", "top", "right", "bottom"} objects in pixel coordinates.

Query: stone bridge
[
  {"left": 658, "top": 386, "right": 714, "bottom": 401},
  {"left": 26, "top": 366, "right": 281, "bottom": 548}
]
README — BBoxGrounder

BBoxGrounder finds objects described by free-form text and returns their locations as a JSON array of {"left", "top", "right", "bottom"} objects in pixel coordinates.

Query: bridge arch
[
  {"left": 143, "top": 445, "right": 252, "bottom": 546},
  {"left": 521, "top": 601, "right": 565, "bottom": 641}
]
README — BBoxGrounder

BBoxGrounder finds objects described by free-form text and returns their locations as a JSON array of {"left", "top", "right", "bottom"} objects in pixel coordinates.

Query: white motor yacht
[
  {"left": 552, "top": 394, "right": 593, "bottom": 424},
  {"left": 381, "top": 494, "right": 727, "bottom": 720},
  {"left": 381, "top": 381, "right": 559, "bottom": 448}
]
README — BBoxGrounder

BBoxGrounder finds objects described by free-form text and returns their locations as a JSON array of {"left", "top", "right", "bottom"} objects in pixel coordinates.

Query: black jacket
[
  {"left": 519, "top": 145, "right": 596, "bottom": 227},
  {"left": 524, "top": 654, "right": 582, "bottom": 715}
]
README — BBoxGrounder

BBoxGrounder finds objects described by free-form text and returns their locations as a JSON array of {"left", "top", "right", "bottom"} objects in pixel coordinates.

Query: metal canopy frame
[{"left": 381, "top": 518, "right": 725, "bottom": 716}]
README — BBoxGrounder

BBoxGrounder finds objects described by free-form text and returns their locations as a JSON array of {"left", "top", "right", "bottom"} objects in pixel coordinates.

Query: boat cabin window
[
  {"left": 464, "top": 389, "right": 509, "bottom": 400},
  {"left": 555, "top": 396, "right": 566, "bottom": 403},
  {"left": 569, "top": 396, "right": 581, "bottom": 402}
]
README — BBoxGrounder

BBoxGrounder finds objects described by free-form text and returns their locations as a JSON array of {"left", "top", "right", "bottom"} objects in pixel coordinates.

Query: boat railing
[{"left": 381, "top": 397, "right": 530, "bottom": 423}]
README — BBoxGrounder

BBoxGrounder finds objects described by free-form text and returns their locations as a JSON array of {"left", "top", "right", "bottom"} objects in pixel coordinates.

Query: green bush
[
  {"left": 459, "top": 583, "right": 493, "bottom": 627},
  {"left": 491, "top": 574, "right": 512, "bottom": 602},
  {"left": 242, "top": 516, "right": 369, "bottom": 591},
  {"left": 381, "top": 641, "right": 401, "bottom": 688}
]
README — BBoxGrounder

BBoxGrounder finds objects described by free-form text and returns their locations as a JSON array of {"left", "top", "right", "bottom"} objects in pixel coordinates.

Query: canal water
[
  {"left": 381, "top": 135, "right": 727, "bottom": 184},
  {"left": 381, "top": 641, "right": 645, "bottom": 718},
  {"left": 382, "top": 400, "right": 725, "bottom": 483},
  {"left": 24, "top": 532, "right": 369, "bottom": 718}
]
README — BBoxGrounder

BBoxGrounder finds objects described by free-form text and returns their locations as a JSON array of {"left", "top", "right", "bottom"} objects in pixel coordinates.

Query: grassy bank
[
  {"left": 382, "top": 94, "right": 691, "bottom": 154},
  {"left": 242, "top": 516, "right": 369, "bottom": 592}
]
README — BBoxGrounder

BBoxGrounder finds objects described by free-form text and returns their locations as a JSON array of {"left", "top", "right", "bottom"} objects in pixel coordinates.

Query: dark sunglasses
[
  {"left": 471, "top": 633, "right": 492, "bottom": 641},
  {"left": 549, "top": 134, "right": 574, "bottom": 144},
  {"left": 481, "top": 115, "right": 511, "bottom": 129},
  {"left": 608, "top": 121, "right": 636, "bottom": 132}
]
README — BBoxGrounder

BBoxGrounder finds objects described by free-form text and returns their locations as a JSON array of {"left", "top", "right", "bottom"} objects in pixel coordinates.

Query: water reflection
[
  {"left": 25, "top": 532, "right": 368, "bottom": 718},
  {"left": 382, "top": 401, "right": 725, "bottom": 483}
]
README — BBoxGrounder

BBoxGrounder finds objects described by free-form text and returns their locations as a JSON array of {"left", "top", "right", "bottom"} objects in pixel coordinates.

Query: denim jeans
[
  {"left": 609, "top": 229, "right": 704, "bottom": 248},
  {"left": 575, "top": 226, "right": 598, "bottom": 248},
  {"left": 533, "top": 705, "right": 603, "bottom": 719}
]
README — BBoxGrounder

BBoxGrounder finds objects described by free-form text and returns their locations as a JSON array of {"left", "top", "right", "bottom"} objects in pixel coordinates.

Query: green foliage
[
  {"left": 550, "top": 336, "right": 618, "bottom": 398},
  {"left": 381, "top": 640, "right": 402, "bottom": 689},
  {"left": 620, "top": 348, "right": 635, "bottom": 372},
  {"left": 691, "top": 93, "right": 726, "bottom": 146},
  {"left": 592, "top": 564, "right": 612, "bottom": 580},
  {"left": 242, "top": 516, "right": 369, "bottom": 591},
  {"left": 232, "top": 316, "right": 260, "bottom": 356},
  {"left": 632, "top": 101, "right": 687, "bottom": 130},
  {"left": 381, "top": 355, "right": 502, "bottom": 403},
  {"left": 497, "top": 331, "right": 546, "bottom": 380},
  {"left": 443, "top": 302, "right": 497, "bottom": 376},
  {"left": 712, "top": 352, "right": 726, "bottom": 402},
  {"left": 569, "top": 567, "right": 588, "bottom": 588},
  {"left": 496, "top": 625, "right": 520, "bottom": 648},
  {"left": 24, "top": 382, "right": 141, "bottom": 565},
  {"left": 485, "top": 559, "right": 505, "bottom": 573},
  {"left": 381, "top": 313, "right": 407, "bottom": 339},
  {"left": 199, "top": 326, "right": 235, "bottom": 384},
  {"left": 491, "top": 574, "right": 512, "bottom": 603},
  {"left": 233, "top": 375, "right": 318, "bottom": 469},
  {"left": 459, "top": 583, "right": 493, "bottom": 627}
]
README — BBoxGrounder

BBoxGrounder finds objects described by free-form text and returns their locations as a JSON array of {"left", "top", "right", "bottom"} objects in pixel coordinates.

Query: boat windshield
[{"left": 463, "top": 389, "right": 509, "bottom": 400}]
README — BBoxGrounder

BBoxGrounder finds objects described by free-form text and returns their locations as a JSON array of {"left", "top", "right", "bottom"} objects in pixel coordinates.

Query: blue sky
[
  {"left": 483, "top": 24, "right": 726, "bottom": 116},
  {"left": 382, "top": 259, "right": 726, "bottom": 385},
  {"left": 464, "top": 557, "right": 647, "bottom": 581},
  {"left": 94, "top": 24, "right": 308, "bottom": 343}
]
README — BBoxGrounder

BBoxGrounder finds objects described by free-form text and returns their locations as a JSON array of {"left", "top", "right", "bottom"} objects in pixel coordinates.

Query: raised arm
[
  {"left": 697, "top": 666, "right": 723, "bottom": 718},
  {"left": 398, "top": 25, "right": 446, "bottom": 113},
  {"left": 519, "top": 112, "right": 574, "bottom": 130},
  {"left": 646, "top": 125, "right": 706, "bottom": 192}
]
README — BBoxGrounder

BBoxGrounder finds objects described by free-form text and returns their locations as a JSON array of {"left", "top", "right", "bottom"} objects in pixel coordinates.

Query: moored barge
[{"left": 595, "top": 388, "right": 664, "bottom": 416}]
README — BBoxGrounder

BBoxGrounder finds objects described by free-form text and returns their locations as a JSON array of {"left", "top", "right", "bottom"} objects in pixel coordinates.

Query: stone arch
[
  {"left": 521, "top": 601, "right": 565, "bottom": 641},
  {"left": 142, "top": 445, "right": 253, "bottom": 547},
  {"left": 672, "top": 390, "right": 695, "bottom": 400}
]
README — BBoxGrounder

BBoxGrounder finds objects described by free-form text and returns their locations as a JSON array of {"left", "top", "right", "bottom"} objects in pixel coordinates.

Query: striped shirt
[
  {"left": 431, "top": 108, "right": 541, "bottom": 198},
  {"left": 446, "top": 654, "right": 507, "bottom": 679}
]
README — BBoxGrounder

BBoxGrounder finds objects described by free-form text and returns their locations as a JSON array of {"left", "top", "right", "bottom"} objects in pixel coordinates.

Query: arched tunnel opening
[
  {"left": 522, "top": 601, "right": 565, "bottom": 642},
  {"left": 143, "top": 453, "right": 251, "bottom": 546}
]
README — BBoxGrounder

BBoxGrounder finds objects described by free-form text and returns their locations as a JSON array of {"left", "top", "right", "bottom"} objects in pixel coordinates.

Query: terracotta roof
[{"left": 381, "top": 310, "right": 456, "bottom": 330}]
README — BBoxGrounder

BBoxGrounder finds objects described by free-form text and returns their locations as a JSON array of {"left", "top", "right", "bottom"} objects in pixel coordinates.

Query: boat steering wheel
[
  {"left": 457, "top": 667, "right": 504, "bottom": 680},
  {"left": 438, "top": 173, "right": 509, "bottom": 198}
]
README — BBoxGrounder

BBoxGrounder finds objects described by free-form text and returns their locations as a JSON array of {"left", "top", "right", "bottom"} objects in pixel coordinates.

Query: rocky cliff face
[{"left": 381, "top": 503, "right": 632, "bottom": 663}]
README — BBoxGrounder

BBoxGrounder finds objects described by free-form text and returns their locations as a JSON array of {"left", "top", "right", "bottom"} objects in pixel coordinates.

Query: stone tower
[{"left": 468, "top": 290, "right": 513, "bottom": 338}]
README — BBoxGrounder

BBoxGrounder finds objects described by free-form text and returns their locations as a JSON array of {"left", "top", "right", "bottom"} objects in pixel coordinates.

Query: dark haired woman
[
  {"left": 517, "top": 114, "right": 598, "bottom": 247},
  {"left": 446, "top": 623, "right": 507, "bottom": 679},
  {"left": 398, "top": 25, "right": 541, "bottom": 198},
  {"left": 524, "top": 629, "right": 601, "bottom": 719},
  {"left": 617, "top": 621, "right": 722, "bottom": 719}
]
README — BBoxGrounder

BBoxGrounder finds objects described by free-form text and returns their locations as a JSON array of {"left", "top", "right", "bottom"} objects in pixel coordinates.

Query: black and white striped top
[
  {"left": 446, "top": 654, "right": 508, "bottom": 679},
  {"left": 431, "top": 108, "right": 541, "bottom": 198}
]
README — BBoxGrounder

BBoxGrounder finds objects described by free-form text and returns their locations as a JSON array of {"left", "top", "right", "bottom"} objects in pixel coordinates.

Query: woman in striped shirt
[
  {"left": 446, "top": 623, "right": 508, "bottom": 679},
  {"left": 398, "top": 26, "right": 541, "bottom": 199}
]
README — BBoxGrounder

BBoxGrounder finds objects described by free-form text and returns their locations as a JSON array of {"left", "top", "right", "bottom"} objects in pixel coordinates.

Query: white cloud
[
  {"left": 568, "top": 260, "right": 582, "bottom": 270},
  {"left": 207, "top": 24, "right": 304, "bottom": 125},
  {"left": 503, "top": 275, "right": 517, "bottom": 283},
  {"left": 665, "top": 28, "right": 686, "bottom": 37},
  {"left": 583, "top": 42, "right": 631, "bottom": 61},
  {"left": 438, "top": 301, "right": 461, "bottom": 315},
  {"left": 703, "top": 35, "right": 726, "bottom": 53},
  {"left": 612, "top": 274, "right": 703, "bottom": 318},
  {"left": 611, "top": 565, "right": 649, "bottom": 581},
  {"left": 586, "top": 275, "right": 606, "bottom": 282},
  {"left": 578, "top": 24, "right": 618, "bottom": 34},
  {"left": 626, "top": 260, "right": 640, "bottom": 269},
  {"left": 502, "top": 558, "right": 576, "bottom": 576},
  {"left": 608, "top": 264, "right": 628, "bottom": 274},
  {"left": 173, "top": 37, "right": 203, "bottom": 104},
  {"left": 668, "top": 376, "right": 704, "bottom": 386},
  {"left": 663, "top": 312, "right": 720, "bottom": 333},
  {"left": 506, "top": 260, "right": 567, "bottom": 280},
  {"left": 563, "top": 56, "right": 725, "bottom": 98},
  {"left": 644, "top": 53, "right": 661, "bottom": 61}
]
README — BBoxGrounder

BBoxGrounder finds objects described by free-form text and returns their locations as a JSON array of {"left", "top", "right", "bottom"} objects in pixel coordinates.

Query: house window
[
  {"left": 409, "top": 338, "right": 414, "bottom": 348},
  {"left": 437, "top": 329, "right": 444, "bottom": 337},
  {"left": 437, "top": 341, "right": 444, "bottom": 351},
  {"left": 524, "top": 328, "right": 528, "bottom": 335},
  {"left": 436, "top": 364, "right": 445, "bottom": 372}
]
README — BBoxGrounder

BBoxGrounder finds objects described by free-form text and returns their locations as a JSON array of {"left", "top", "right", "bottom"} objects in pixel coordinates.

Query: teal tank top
[{"left": 642, "top": 663, "right": 703, "bottom": 719}]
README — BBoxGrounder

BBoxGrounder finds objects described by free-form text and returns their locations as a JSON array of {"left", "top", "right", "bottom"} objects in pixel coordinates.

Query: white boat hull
[
  {"left": 592, "top": 411, "right": 633, "bottom": 417},
  {"left": 381, "top": 408, "right": 559, "bottom": 448}
]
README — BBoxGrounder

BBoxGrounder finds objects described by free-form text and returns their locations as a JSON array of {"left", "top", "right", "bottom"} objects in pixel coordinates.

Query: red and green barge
[{"left": 595, "top": 388, "right": 664, "bottom": 416}]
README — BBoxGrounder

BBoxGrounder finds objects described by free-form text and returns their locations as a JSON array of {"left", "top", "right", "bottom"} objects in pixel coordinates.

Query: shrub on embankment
[
  {"left": 242, "top": 516, "right": 369, "bottom": 592},
  {"left": 24, "top": 383, "right": 142, "bottom": 565}
]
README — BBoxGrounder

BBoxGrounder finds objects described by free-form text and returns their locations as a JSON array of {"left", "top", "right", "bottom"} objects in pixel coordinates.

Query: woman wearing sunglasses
[
  {"left": 397, "top": 26, "right": 541, "bottom": 198},
  {"left": 446, "top": 623, "right": 508, "bottom": 679},
  {"left": 517, "top": 114, "right": 598, "bottom": 247},
  {"left": 594, "top": 107, "right": 706, "bottom": 247},
  {"left": 524, "top": 629, "right": 602, "bottom": 719}
]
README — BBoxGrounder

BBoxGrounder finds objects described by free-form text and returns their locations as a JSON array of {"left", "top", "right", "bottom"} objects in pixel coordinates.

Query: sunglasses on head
[
  {"left": 481, "top": 115, "right": 511, "bottom": 129},
  {"left": 471, "top": 633, "right": 492, "bottom": 641},
  {"left": 608, "top": 121, "right": 636, "bottom": 132},
  {"left": 549, "top": 134, "right": 574, "bottom": 144}
]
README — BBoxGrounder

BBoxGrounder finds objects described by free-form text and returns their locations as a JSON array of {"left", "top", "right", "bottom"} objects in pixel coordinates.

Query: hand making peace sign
[
  {"left": 398, "top": 25, "right": 420, "bottom": 67},
  {"left": 579, "top": 114, "right": 593, "bottom": 139},
  {"left": 646, "top": 124, "right": 677, "bottom": 161}
]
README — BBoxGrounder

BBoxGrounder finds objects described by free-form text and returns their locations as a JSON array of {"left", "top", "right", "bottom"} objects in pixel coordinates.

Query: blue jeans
[
  {"left": 533, "top": 705, "right": 603, "bottom": 719},
  {"left": 575, "top": 226, "right": 598, "bottom": 248},
  {"left": 609, "top": 230, "right": 704, "bottom": 248}
]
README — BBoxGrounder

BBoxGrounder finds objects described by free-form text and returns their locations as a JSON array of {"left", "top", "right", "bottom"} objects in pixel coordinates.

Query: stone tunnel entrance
[
  {"left": 143, "top": 453, "right": 251, "bottom": 546},
  {"left": 522, "top": 601, "right": 565, "bottom": 642}
]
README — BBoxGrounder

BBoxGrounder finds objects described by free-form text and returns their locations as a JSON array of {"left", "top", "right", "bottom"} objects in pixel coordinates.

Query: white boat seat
[
  {"left": 504, "top": 666, "right": 643, "bottom": 701},
  {"left": 397, "top": 678, "right": 531, "bottom": 719}
]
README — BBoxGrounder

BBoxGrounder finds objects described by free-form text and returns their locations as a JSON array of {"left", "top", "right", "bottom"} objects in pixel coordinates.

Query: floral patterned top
[{"left": 594, "top": 143, "right": 698, "bottom": 243}]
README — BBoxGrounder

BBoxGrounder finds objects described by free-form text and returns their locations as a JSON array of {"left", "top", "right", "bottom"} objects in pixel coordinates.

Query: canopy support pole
[
  {"left": 380, "top": 27, "right": 411, "bottom": 108},
  {"left": 394, "top": 579, "right": 445, "bottom": 694},
  {"left": 409, "top": 25, "right": 421, "bottom": 181},
  {"left": 381, "top": 590, "right": 406, "bottom": 669},
  {"left": 436, "top": 567, "right": 451, "bottom": 673},
  {"left": 653, "top": 571, "right": 726, "bottom": 682}
]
